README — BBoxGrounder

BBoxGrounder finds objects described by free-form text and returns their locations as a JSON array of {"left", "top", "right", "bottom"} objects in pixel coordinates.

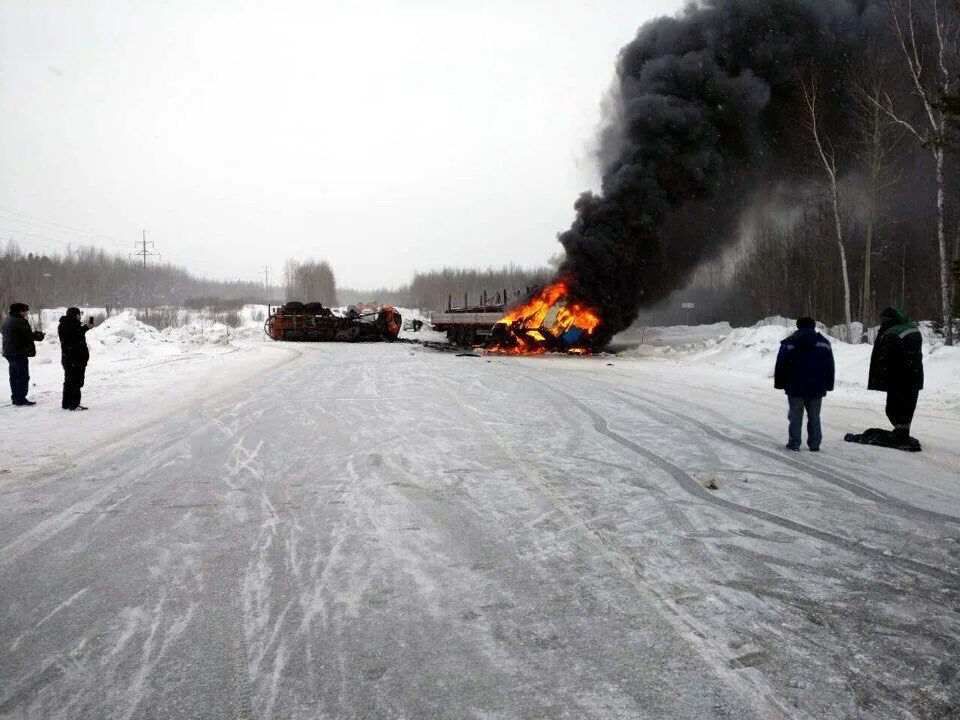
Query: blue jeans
[
  {"left": 788, "top": 396, "right": 823, "bottom": 449},
  {"left": 6, "top": 355, "right": 30, "bottom": 404}
]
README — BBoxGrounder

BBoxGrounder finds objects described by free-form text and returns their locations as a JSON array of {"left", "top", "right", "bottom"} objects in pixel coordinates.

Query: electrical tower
[
  {"left": 131, "top": 229, "right": 161, "bottom": 314},
  {"left": 131, "top": 229, "right": 160, "bottom": 268}
]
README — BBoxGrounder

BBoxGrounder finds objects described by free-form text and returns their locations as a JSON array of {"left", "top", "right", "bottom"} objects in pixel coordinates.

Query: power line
[
  {"left": 0, "top": 208, "right": 130, "bottom": 248},
  {"left": 0, "top": 228, "right": 78, "bottom": 249}
]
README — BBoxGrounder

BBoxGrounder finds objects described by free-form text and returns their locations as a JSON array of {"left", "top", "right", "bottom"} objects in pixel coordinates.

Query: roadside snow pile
[
  {"left": 633, "top": 316, "right": 960, "bottom": 410},
  {"left": 26, "top": 308, "right": 269, "bottom": 363},
  {"left": 397, "top": 307, "right": 449, "bottom": 343},
  {"left": 88, "top": 313, "right": 170, "bottom": 355},
  {"left": 83, "top": 312, "right": 234, "bottom": 359},
  {"left": 162, "top": 320, "right": 233, "bottom": 346},
  {"left": 616, "top": 322, "right": 733, "bottom": 350},
  {"left": 688, "top": 322, "right": 799, "bottom": 374}
]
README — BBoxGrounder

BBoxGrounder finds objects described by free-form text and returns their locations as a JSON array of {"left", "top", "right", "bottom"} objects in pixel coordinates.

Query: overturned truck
[{"left": 265, "top": 302, "right": 402, "bottom": 342}]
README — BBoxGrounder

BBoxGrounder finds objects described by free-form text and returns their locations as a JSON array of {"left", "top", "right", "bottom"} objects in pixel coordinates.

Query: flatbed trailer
[
  {"left": 430, "top": 310, "right": 504, "bottom": 346},
  {"left": 430, "top": 288, "right": 531, "bottom": 346}
]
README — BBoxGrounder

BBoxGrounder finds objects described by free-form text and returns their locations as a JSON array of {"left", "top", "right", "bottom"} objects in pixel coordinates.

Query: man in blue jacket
[{"left": 774, "top": 317, "right": 835, "bottom": 451}]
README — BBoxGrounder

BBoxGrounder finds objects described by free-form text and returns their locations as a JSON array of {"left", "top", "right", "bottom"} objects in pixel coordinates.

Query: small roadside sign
[{"left": 681, "top": 302, "right": 695, "bottom": 309}]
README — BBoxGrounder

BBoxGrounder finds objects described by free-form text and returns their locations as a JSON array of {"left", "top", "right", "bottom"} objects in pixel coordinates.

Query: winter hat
[
  {"left": 9, "top": 302, "right": 29, "bottom": 314},
  {"left": 797, "top": 316, "right": 816, "bottom": 330},
  {"left": 66, "top": 307, "right": 82, "bottom": 319},
  {"left": 880, "top": 307, "right": 908, "bottom": 325}
]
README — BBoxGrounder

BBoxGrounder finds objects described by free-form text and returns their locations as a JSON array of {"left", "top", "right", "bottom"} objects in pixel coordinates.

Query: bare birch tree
[
  {"left": 878, "top": 0, "right": 958, "bottom": 344},
  {"left": 283, "top": 259, "right": 337, "bottom": 305},
  {"left": 852, "top": 62, "right": 906, "bottom": 327},
  {"left": 801, "top": 72, "right": 856, "bottom": 342}
]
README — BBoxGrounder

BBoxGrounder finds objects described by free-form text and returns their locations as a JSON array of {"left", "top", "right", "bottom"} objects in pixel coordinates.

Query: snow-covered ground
[
  {"left": 2, "top": 305, "right": 294, "bottom": 476},
  {"left": 616, "top": 316, "right": 960, "bottom": 413},
  {"left": 2, "top": 313, "right": 959, "bottom": 718},
  {"left": 396, "top": 306, "right": 449, "bottom": 344}
]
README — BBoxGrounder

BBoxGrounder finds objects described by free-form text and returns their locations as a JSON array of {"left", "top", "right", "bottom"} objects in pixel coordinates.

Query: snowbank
[
  {"left": 1, "top": 305, "right": 287, "bottom": 476},
  {"left": 21, "top": 306, "right": 271, "bottom": 363},
  {"left": 395, "top": 307, "right": 449, "bottom": 343},
  {"left": 628, "top": 316, "right": 960, "bottom": 411},
  {"left": 614, "top": 322, "right": 733, "bottom": 349}
]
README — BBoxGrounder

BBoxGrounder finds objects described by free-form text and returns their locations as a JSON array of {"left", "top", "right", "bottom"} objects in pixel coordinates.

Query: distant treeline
[
  {"left": 0, "top": 241, "right": 277, "bottom": 312},
  {"left": 340, "top": 265, "right": 550, "bottom": 310},
  {"left": 183, "top": 297, "right": 247, "bottom": 312},
  {"left": 283, "top": 259, "right": 337, "bottom": 306}
]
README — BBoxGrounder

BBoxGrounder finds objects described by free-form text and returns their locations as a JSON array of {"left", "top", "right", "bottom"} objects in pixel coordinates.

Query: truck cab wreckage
[{"left": 265, "top": 302, "right": 402, "bottom": 342}]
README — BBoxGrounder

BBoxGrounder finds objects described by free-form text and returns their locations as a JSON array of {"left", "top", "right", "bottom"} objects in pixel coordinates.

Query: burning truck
[
  {"left": 487, "top": 280, "right": 601, "bottom": 354},
  {"left": 432, "top": 280, "right": 603, "bottom": 355}
]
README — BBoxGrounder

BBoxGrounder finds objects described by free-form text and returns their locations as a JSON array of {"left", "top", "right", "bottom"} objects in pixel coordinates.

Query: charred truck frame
[{"left": 265, "top": 302, "right": 401, "bottom": 342}]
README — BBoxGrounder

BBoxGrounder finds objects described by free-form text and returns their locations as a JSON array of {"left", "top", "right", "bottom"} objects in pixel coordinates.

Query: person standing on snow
[
  {"left": 867, "top": 307, "right": 924, "bottom": 448},
  {"left": 1, "top": 302, "right": 46, "bottom": 406},
  {"left": 774, "top": 316, "right": 835, "bottom": 451},
  {"left": 58, "top": 307, "right": 93, "bottom": 411}
]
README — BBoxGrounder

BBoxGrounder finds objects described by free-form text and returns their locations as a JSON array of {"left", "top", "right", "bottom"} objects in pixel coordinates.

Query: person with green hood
[{"left": 864, "top": 307, "right": 924, "bottom": 449}]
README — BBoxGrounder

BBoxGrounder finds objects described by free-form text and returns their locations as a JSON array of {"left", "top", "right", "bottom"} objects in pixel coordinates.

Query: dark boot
[{"left": 892, "top": 427, "right": 921, "bottom": 451}]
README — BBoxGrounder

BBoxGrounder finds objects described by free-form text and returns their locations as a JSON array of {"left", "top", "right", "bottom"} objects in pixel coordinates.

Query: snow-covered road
[{"left": 1, "top": 343, "right": 958, "bottom": 719}]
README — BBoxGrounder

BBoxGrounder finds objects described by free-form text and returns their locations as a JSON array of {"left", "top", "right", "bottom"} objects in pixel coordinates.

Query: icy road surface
[{"left": 1, "top": 343, "right": 959, "bottom": 719}]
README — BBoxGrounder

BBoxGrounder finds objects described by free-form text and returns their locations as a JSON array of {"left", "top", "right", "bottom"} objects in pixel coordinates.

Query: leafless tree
[
  {"left": 852, "top": 60, "right": 907, "bottom": 327},
  {"left": 283, "top": 258, "right": 337, "bottom": 305},
  {"left": 876, "top": 0, "right": 959, "bottom": 343},
  {"left": 801, "top": 72, "right": 856, "bottom": 341}
]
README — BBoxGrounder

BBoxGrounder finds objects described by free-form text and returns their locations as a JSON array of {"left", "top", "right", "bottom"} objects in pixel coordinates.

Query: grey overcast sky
[{"left": 0, "top": 0, "right": 684, "bottom": 289}]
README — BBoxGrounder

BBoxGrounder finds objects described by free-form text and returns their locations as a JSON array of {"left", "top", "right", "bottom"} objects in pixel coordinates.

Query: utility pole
[
  {"left": 132, "top": 229, "right": 160, "bottom": 268},
  {"left": 130, "top": 229, "right": 161, "bottom": 313},
  {"left": 263, "top": 265, "right": 270, "bottom": 303}
]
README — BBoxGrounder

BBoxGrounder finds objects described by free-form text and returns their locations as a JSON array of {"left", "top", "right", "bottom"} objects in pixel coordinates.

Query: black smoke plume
[{"left": 557, "top": 0, "right": 882, "bottom": 345}]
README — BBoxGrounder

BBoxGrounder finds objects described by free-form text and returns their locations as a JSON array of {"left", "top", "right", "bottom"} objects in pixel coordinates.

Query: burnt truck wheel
[{"left": 335, "top": 326, "right": 362, "bottom": 342}]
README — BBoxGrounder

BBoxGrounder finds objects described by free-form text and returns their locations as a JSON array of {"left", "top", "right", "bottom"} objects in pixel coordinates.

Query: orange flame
[{"left": 488, "top": 279, "right": 602, "bottom": 355}]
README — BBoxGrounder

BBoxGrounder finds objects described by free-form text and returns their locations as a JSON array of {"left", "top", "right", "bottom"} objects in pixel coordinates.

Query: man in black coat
[
  {"left": 868, "top": 307, "right": 924, "bottom": 445},
  {"left": 774, "top": 317, "right": 835, "bottom": 451},
  {"left": 58, "top": 307, "right": 93, "bottom": 411},
  {"left": 1, "top": 302, "right": 45, "bottom": 406}
]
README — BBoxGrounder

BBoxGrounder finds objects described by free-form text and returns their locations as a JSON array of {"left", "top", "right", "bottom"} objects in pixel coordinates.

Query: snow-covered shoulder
[
  {"left": 1, "top": 306, "right": 289, "bottom": 478},
  {"left": 617, "top": 316, "right": 960, "bottom": 412}
]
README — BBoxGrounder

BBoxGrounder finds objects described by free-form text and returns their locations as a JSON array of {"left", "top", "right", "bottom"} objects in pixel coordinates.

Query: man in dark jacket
[
  {"left": 774, "top": 317, "right": 835, "bottom": 451},
  {"left": 868, "top": 307, "right": 924, "bottom": 445},
  {"left": 58, "top": 307, "right": 92, "bottom": 411},
  {"left": 1, "top": 302, "right": 45, "bottom": 406}
]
